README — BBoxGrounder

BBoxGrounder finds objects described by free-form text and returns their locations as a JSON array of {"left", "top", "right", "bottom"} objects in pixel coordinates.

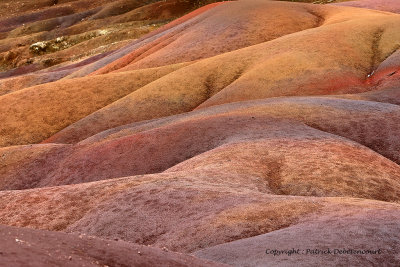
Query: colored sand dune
[{"left": 0, "top": 0, "right": 400, "bottom": 266}]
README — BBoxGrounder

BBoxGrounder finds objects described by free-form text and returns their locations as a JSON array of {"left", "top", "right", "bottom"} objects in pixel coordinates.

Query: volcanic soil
[{"left": 1, "top": 0, "right": 400, "bottom": 266}]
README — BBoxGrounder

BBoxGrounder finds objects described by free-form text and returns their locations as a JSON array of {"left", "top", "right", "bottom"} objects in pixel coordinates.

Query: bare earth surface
[
  {"left": 0, "top": 224, "right": 225, "bottom": 267},
  {"left": 0, "top": 0, "right": 400, "bottom": 266}
]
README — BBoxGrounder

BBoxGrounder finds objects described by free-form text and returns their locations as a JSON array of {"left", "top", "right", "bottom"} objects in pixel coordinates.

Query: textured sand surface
[
  {"left": 0, "top": 224, "right": 225, "bottom": 267},
  {"left": 1, "top": 0, "right": 400, "bottom": 266},
  {"left": 333, "top": 0, "right": 400, "bottom": 13}
]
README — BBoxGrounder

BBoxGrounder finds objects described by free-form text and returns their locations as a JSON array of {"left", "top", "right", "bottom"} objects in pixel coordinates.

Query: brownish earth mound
[
  {"left": 0, "top": 0, "right": 215, "bottom": 74},
  {"left": 2, "top": 98, "right": 400, "bottom": 197},
  {"left": 333, "top": 0, "right": 400, "bottom": 13},
  {"left": 1, "top": 0, "right": 400, "bottom": 266},
  {"left": 194, "top": 201, "right": 400, "bottom": 266},
  {"left": 0, "top": 0, "right": 400, "bottom": 147},
  {"left": 0, "top": 224, "right": 224, "bottom": 267}
]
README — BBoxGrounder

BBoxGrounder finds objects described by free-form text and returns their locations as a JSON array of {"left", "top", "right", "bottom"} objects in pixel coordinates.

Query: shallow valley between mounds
[{"left": 1, "top": 0, "right": 400, "bottom": 266}]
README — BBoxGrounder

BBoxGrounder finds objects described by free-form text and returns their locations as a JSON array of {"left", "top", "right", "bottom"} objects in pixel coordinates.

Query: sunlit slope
[{"left": 0, "top": 0, "right": 400, "bottom": 147}]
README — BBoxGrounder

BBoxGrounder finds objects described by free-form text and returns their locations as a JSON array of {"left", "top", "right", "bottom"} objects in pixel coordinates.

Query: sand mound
[
  {"left": 195, "top": 200, "right": 400, "bottom": 266},
  {"left": 1, "top": 1, "right": 400, "bottom": 266},
  {"left": 1, "top": 0, "right": 397, "bottom": 146},
  {"left": 0, "top": 224, "right": 223, "bottom": 267},
  {"left": 333, "top": 0, "right": 400, "bottom": 13}
]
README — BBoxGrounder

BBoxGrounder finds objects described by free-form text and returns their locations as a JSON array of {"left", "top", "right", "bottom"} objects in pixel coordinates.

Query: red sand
[
  {"left": 1, "top": 0, "right": 400, "bottom": 266},
  {"left": 333, "top": 0, "right": 400, "bottom": 13},
  {"left": 0, "top": 224, "right": 224, "bottom": 267},
  {"left": 91, "top": 2, "right": 229, "bottom": 75}
]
